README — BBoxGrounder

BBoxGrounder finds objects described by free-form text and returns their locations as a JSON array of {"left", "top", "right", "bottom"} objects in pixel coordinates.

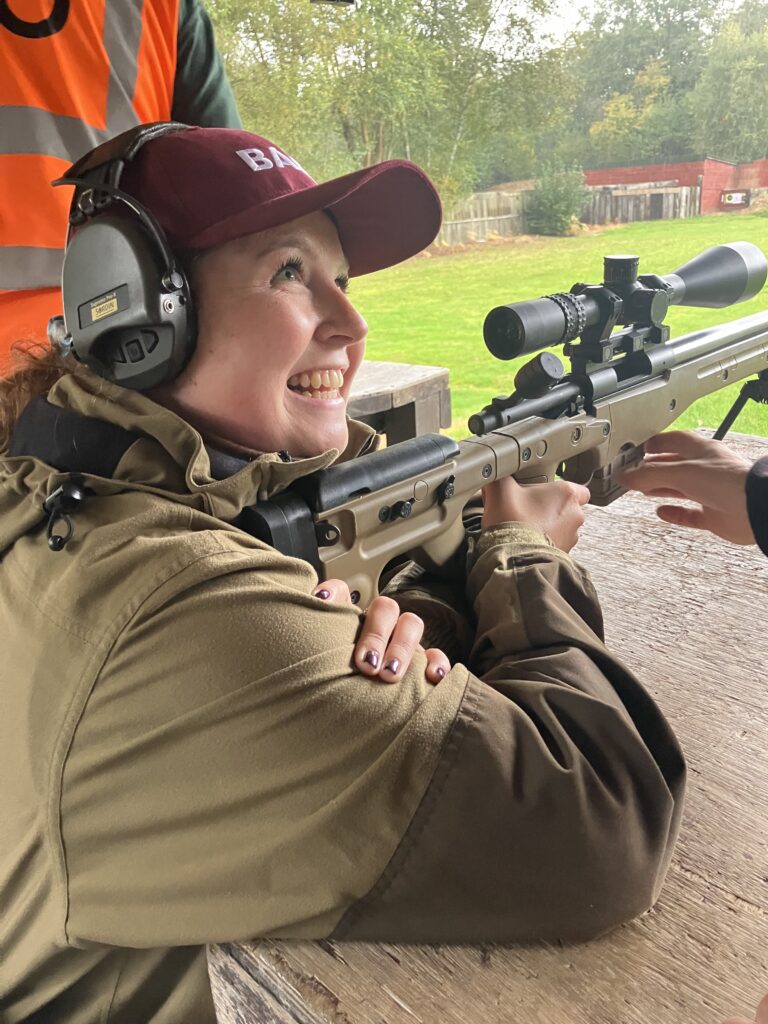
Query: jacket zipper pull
[{"left": 43, "top": 475, "right": 88, "bottom": 552}]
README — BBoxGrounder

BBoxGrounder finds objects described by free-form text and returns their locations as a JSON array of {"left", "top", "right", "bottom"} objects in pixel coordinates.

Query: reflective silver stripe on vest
[
  {"left": 0, "top": 107, "right": 112, "bottom": 158},
  {"left": 1, "top": 0, "right": 147, "bottom": 288},
  {"left": 104, "top": 0, "right": 146, "bottom": 136},
  {"left": 0, "top": 248, "right": 66, "bottom": 290}
]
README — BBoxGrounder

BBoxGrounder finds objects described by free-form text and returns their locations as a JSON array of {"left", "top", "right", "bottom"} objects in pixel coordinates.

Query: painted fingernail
[
  {"left": 384, "top": 658, "right": 400, "bottom": 675},
  {"left": 316, "top": 589, "right": 331, "bottom": 600},
  {"left": 363, "top": 650, "right": 379, "bottom": 669},
  {"left": 435, "top": 667, "right": 446, "bottom": 681}
]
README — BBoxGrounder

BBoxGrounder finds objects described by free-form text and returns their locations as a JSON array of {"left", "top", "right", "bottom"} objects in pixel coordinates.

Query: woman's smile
[{"left": 287, "top": 366, "right": 346, "bottom": 404}]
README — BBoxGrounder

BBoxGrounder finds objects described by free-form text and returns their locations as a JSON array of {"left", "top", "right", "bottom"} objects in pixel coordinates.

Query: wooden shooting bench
[
  {"left": 208, "top": 431, "right": 768, "bottom": 1024},
  {"left": 347, "top": 360, "right": 452, "bottom": 443}
]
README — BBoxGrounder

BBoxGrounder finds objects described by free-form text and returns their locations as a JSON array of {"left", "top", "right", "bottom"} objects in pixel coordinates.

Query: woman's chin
[{"left": 292, "top": 424, "right": 349, "bottom": 459}]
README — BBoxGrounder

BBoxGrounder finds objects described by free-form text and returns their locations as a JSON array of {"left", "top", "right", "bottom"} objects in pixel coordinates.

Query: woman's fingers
[
  {"left": 353, "top": 594, "right": 401, "bottom": 674},
  {"left": 570, "top": 481, "right": 591, "bottom": 505},
  {"left": 379, "top": 610, "right": 426, "bottom": 683},
  {"left": 423, "top": 647, "right": 451, "bottom": 685},
  {"left": 317, "top": 585, "right": 451, "bottom": 685},
  {"left": 481, "top": 476, "right": 590, "bottom": 551},
  {"left": 313, "top": 578, "right": 351, "bottom": 603},
  {"left": 354, "top": 596, "right": 430, "bottom": 684}
]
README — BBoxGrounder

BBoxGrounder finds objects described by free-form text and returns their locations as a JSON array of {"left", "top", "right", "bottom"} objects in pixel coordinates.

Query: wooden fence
[
  {"left": 433, "top": 190, "right": 527, "bottom": 246},
  {"left": 581, "top": 182, "right": 701, "bottom": 225},
  {"left": 432, "top": 182, "right": 702, "bottom": 247}
]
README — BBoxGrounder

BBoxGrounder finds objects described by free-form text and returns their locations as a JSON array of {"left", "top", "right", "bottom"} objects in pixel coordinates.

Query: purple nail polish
[
  {"left": 316, "top": 589, "right": 331, "bottom": 600},
  {"left": 435, "top": 667, "right": 446, "bottom": 681},
  {"left": 363, "top": 650, "right": 379, "bottom": 669},
  {"left": 384, "top": 658, "right": 400, "bottom": 675}
]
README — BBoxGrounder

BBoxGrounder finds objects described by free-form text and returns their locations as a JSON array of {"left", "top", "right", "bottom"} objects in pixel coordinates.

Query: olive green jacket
[{"left": 0, "top": 373, "right": 685, "bottom": 1023}]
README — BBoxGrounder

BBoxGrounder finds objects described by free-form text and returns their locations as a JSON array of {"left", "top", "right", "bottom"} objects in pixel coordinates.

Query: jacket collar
[{"left": 28, "top": 371, "right": 379, "bottom": 520}]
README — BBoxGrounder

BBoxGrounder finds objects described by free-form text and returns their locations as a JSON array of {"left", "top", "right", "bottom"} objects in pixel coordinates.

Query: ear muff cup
[{"left": 61, "top": 212, "right": 195, "bottom": 391}]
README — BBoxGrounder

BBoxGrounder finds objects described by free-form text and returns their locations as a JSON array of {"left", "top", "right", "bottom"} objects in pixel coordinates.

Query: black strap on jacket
[
  {"left": 7, "top": 397, "right": 324, "bottom": 570},
  {"left": 9, "top": 396, "right": 140, "bottom": 476}
]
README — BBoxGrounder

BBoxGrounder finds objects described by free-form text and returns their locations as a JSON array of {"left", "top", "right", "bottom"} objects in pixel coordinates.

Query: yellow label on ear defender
[
  {"left": 91, "top": 294, "right": 119, "bottom": 321},
  {"left": 78, "top": 284, "right": 129, "bottom": 330}
]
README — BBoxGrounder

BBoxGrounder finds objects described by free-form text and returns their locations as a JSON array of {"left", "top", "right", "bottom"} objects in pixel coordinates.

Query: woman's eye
[{"left": 273, "top": 258, "right": 304, "bottom": 284}]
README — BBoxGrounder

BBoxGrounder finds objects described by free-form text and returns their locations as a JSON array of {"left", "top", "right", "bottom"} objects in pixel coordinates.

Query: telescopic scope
[{"left": 483, "top": 242, "right": 767, "bottom": 361}]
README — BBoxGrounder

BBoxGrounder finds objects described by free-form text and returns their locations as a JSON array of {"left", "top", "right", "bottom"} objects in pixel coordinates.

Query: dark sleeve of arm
[
  {"left": 334, "top": 524, "right": 686, "bottom": 945},
  {"left": 173, "top": 0, "right": 242, "bottom": 128},
  {"left": 746, "top": 456, "right": 768, "bottom": 557}
]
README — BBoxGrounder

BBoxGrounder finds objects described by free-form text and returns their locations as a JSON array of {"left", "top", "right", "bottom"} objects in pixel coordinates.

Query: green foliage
[
  {"left": 560, "top": 0, "right": 727, "bottom": 168},
  {"left": 690, "top": 18, "right": 768, "bottom": 163},
  {"left": 205, "top": 0, "right": 768, "bottom": 208},
  {"left": 207, "top": 0, "right": 558, "bottom": 198},
  {"left": 526, "top": 163, "right": 587, "bottom": 235}
]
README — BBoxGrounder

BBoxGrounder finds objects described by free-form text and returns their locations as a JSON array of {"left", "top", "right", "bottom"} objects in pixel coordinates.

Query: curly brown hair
[{"left": 0, "top": 341, "right": 93, "bottom": 453}]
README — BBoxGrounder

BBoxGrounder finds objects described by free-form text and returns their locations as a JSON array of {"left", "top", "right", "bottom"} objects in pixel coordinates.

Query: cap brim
[{"left": 188, "top": 161, "right": 442, "bottom": 277}]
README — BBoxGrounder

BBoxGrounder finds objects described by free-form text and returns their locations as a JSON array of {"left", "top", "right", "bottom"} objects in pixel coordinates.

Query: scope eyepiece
[{"left": 483, "top": 292, "right": 589, "bottom": 360}]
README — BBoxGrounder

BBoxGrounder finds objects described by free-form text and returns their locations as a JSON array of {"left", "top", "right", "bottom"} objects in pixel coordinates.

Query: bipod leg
[{"left": 713, "top": 370, "right": 768, "bottom": 441}]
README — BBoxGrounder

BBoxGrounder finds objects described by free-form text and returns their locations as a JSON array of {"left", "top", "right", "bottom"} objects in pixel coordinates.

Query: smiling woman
[
  {"left": 156, "top": 212, "right": 368, "bottom": 457},
  {"left": 0, "top": 123, "right": 685, "bottom": 1024}
]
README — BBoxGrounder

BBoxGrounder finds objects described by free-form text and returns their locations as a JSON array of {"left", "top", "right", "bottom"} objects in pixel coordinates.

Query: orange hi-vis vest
[{"left": 0, "top": 0, "right": 179, "bottom": 360}]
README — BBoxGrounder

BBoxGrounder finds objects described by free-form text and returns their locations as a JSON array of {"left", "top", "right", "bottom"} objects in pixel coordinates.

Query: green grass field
[{"left": 353, "top": 213, "right": 768, "bottom": 439}]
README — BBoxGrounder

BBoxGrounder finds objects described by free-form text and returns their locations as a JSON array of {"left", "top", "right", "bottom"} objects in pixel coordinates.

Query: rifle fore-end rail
[{"left": 248, "top": 310, "right": 768, "bottom": 604}]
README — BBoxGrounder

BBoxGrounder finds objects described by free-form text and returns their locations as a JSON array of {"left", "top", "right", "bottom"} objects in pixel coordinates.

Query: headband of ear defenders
[{"left": 49, "top": 121, "right": 197, "bottom": 391}]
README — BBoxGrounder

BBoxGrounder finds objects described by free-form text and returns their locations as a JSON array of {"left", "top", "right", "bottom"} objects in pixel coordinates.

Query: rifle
[{"left": 244, "top": 243, "right": 768, "bottom": 606}]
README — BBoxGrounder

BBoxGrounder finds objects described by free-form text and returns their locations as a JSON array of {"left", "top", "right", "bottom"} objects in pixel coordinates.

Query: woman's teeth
[{"left": 287, "top": 368, "right": 344, "bottom": 400}]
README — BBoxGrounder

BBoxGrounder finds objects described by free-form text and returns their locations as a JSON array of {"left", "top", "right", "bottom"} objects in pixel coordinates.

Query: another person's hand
[
  {"left": 481, "top": 475, "right": 591, "bottom": 552},
  {"left": 620, "top": 431, "right": 756, "bottom": 545},
  {"left": 313, "top": 580, "right": 451, "bottom": 685},
  {"left": 722, "top": 991, "right": 768, "bottom": 1024}
]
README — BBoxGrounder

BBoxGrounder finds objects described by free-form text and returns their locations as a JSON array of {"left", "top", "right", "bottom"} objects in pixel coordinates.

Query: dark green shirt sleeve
[
  {"left": 746, "top": 455, "right": 768, "bottom": 557},
  {"left": 173, "top": 0, "right": 242, "bottom": 128}
]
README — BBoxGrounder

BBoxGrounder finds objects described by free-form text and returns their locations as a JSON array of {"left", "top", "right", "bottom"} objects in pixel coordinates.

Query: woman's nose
[{"left": 319, "top": 289, "right": 368, "bottom": 346}]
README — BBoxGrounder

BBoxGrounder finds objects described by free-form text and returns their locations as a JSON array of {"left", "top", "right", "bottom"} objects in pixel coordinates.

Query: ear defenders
[{"left": 49, "top": 121, "right": 196, "bottom": 391}]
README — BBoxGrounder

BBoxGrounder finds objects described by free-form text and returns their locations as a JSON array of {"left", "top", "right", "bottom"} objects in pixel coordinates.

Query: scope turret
[{"left": 483, "top": 242, "right": 768, "bottom": 361}]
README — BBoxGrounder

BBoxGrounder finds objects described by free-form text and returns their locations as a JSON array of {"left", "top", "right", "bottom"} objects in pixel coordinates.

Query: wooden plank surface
[
  {"left": 210, "top": 431, "right": 768, "bottom": 1024},
  {"left": 347, "top": 362, "right": 450, "bottom": 417}
]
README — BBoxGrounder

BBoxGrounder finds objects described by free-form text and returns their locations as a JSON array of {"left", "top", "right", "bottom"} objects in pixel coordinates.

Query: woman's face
[{"left": 159, "top": 211, "right": 368, "bottom": 458}]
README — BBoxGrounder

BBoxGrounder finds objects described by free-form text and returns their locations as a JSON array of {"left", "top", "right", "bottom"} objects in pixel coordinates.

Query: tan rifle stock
[{"left": 247, "top": 310, "right": 768, "bottom": 606}]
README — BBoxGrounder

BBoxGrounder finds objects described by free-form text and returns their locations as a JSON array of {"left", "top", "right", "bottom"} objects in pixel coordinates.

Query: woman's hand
[
  {"left": 481, "top": 475, "right": 591, "bottom": 553},
  {"left": 619, "top": 431, "right": 755, "bottom": 545},
  {"left": 313, "top": 580, "right": 451, "bottom": 685}
]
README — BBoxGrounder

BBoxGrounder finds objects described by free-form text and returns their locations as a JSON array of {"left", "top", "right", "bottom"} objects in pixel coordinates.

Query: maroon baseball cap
[{"left": 118, "top": 126, "right": 442, "bottom": 277}]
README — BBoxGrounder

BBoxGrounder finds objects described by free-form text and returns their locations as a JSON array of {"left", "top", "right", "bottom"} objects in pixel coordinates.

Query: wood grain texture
[
  {"left": 346, "top": 361, "right": 451, "bottom": 443},
  {"left": 347, "top": 362, "right": 450, "bottom": 413},
  {"left": 210, "top": 430, "right": 768, "bottom": 1024}
]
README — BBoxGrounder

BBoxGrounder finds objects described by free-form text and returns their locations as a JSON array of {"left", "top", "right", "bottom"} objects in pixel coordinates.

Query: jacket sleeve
[
  {"left": 59, "top": 523, "right": 683, "bottom": 950},
  {"left": 172, "top": 0, "right": 242, "bottom": 128},
  {"left": 746, "top": 455, "right": 768, "bottom": 557},
  {"left": 333, "top": 524, "right": 685, "bottom": 944}
]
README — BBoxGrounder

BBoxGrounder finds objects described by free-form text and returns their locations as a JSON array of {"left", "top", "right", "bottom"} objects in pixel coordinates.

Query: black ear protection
[{"left": 49, "top": 121, "right": 197, "bottom": 391}]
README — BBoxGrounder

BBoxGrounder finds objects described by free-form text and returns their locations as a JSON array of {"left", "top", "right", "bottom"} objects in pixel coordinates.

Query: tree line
[{"left": 208, "top": 0, "right": 768, "bottom": 204}]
